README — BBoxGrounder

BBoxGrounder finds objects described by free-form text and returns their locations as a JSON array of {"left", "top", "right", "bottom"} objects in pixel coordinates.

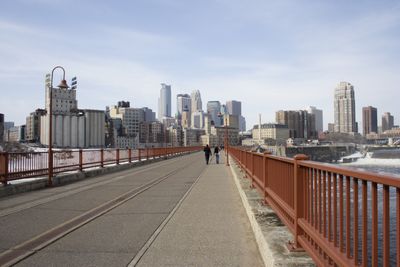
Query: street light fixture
[
  {"left": 224, "top": 115, "right": 230, "bottom": 166},
  {"left": 48, "top": 66, "right": 69, "bottom": 186},
  {"left": 218, "top": 112, "right": 230, "bottom": 166}
]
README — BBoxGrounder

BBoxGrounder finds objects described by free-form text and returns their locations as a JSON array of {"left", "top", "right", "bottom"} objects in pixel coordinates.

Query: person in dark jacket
[
  {"left": 203, "top": 144, "right": 211, "bottom": 165},
  {"left": 214, "top": 146, "right": 220, "bottom": 164}
]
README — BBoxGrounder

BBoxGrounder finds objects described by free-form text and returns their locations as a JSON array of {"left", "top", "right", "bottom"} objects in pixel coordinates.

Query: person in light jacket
[{"left": 214, "top": 146, "right": 220, "bottom": 164}]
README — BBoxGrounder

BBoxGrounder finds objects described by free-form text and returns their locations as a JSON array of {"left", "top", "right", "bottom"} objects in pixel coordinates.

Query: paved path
[
  {"left": 134, "top": 153, "right": 263, "bottom": 267},
  {"left": 0, "top": 152, "right": 263, "bottom": 266}
]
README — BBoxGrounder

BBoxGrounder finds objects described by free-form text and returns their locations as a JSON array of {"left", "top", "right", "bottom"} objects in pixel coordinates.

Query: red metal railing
[
  {"left": 230, "top": 147, "right": 400, "bottom": 267},
  {"left": 0, "top": 146, "right": 202, "bottom": 184}
]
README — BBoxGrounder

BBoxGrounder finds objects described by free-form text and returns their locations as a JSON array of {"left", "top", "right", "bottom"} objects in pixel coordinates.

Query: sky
[{"left": 1, "top": 0, "right": 399, "bottom": 131}]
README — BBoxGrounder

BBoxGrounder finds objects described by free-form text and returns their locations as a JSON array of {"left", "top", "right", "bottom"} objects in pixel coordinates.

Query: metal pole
[
  {"left": 225, "top": 117, "right": 229, "bottom": 166},
  {"left": 48, "top": 74, "right": 53, "bottom": 186},
  {"left": 48, "top": 66, "right": 68, "bottom": 186}
]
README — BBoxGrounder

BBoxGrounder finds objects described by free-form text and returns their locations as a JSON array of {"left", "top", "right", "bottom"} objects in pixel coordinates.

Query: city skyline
[{"left": 1, "top": 1, "right": 400, "bottom": 129}]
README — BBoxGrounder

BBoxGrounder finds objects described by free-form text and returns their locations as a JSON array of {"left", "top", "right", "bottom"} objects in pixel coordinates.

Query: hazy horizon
[{"left": 1, "top": 0, "right": 399, "bottom": 130}]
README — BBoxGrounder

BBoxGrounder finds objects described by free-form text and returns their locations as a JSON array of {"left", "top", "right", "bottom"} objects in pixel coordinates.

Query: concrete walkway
[{"left": 134, "top": 154, "right": 264, "bottom": 267}]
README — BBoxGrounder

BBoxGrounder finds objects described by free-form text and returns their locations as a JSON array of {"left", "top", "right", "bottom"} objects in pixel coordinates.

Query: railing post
[
  {"left": 240, "top": 150, "right": 244, "bottom": 171},
  {"left": 128, "top": 148, "right": 132, "bottom": 163},
  {"left": 250, "top": 152, "right": 255, "bottom": 188},
  {"left": 146, "top": 148, "right": 149, "bottom": 161},
  {"left": 263, "top": 151, "right": 271, "bottom": 204},
  {"left": 138, "top": 149, "right": 141, "bottom": 162},
  {"left": 116, "top": 148, "right": 120, "bottom": 165},
  {"left": 100, "top": 149, "right": 104, "bottom": 168},
  {"left": 244, "top": 151, "right": 248, "bottom": 178},
  {"left": 0, "top": 153, "right": 9, "bottom": 185},
  {"left": 289, "top": 154, "right": 309, "bottom": 251},
  {"left": 79, "top": 149, "right": 83, "bottom": 172}
]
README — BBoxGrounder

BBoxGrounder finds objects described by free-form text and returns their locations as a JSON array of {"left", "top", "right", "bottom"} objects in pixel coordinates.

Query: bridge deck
[{"left": 0, "top": 152, "right": 263, "bottom": 266}]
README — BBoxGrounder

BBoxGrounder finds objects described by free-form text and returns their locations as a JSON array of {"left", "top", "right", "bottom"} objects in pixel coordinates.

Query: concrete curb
[
  {"left": 0, "top": 153, "right": 192, "bottom": 199},
  {"left": 229, "top": 161, "right": 315, "bottom": 267}
]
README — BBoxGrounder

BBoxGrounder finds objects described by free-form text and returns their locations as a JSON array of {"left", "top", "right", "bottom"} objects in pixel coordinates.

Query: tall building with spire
[
  {"left": 334, "top": 82, "right": 357, "bottom": 133},
  {"left": 191, "top": 90, "right": 202, "bottom": 112},
  {"left": 158, "top": 83, "right": 171, "bottom": 120}
]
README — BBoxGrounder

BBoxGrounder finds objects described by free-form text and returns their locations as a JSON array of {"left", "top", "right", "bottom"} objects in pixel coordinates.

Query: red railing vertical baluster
[
  {"left": 346, "top": 176, "right": 351, "bottom": 258},
  {"left": 328, "top": 172, "right": 332, "bottom": 242},
  {"left": 333, "top": 174, "right": 338, "bottom": 248},
  {"left": 116, "top": 148, "right": 120, "bottom": 165},
  {"left": 397, "top": 188, "right": 400, "bottom": 267},
  {"left": 362, "top": 180, "right": 368, "bottom": 267},
  {"left": 100, "top": 149, "right": 104, "bottom": 168},
  {"left": 0, "top": 153, "right": 8, "bottom": 185},
  {"left": 372, "top": 182, "right": 378, "bottom": 267},
  {"left": 128, "top": 148, "right": 132, "bottom": 163},
  {"left": 353, "top": 178, "right": 359, "bottom": 265},
  {"left": 319, "top": 170, "right": 322, "bottom": 234},
  {"left": 383, "top": 185, "right": 390, "bottom": 267},
  {"left": 293, "top": 154, "right": 308, "bottom": 249},
  {"left": 305, "top": 168, "right": 309, "bottom": 223},
  {"left": 79, "top": 149, "right": 83, "bottom": 171},
  {"left": 242, "top": 150, "right": 245, "bottom": 171},
  {"left": 339, "top": 174, "right": 344, "bottom": 252},
  {"left": 138, "top": 149, "right": 141, "bottom": 162},
  {"left": 323, "top": 171, "right": 327, "bottom": 238},
  {"left": 314, "top": 169, "right": 318, "bottom": 230},
  {"left": 263, "top": 153, "right": 267, "bottom": 202},
  {"left": 251, "top": 152, "right": 254, "bottom": 187},
  {"left": 310, "top": 169, "right": 314, "bottom": 227},
  {"left": 244, "top": 151, "right": 247, "bottom": 176}
]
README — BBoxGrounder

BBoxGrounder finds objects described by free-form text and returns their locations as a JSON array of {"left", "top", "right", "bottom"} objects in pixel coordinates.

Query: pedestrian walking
[
  {"left": 214, "top": 146, "right": 220, "bottom": 164},
  {"left": 203, "top": 144, "right": 211, "bottom": 165}
]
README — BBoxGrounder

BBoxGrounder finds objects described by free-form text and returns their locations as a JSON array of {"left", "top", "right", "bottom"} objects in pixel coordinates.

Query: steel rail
[
  {"left": 229, "top": 146, "right": 400, "bottom": 267},
  {"left": 0, "top": 158, "right": 199, "bottom": 267},
  {"left": 0, "top": 153, "right": 199, "bottom": 218}
]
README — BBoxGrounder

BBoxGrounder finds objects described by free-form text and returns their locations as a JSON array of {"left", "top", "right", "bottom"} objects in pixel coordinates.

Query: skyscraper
[
  {"left": 226, "top": 100, "right": 242, "bottom": 116},
  {"left": 207, "top": 101, "right": 221, "bottom": 126},
  {"left": 307, "top": 106, "right": 323, "bottom": 134},
  {"left": 334, "top": 82, "right": 357, "bottom": 133},
  {"left": 0, "top": 113, "right": 4, "bottom": 142},
  {"left": 191, "top": 111, "right": 204, "bottom": 129},
  {"left": 226, "top": 100, "right": 246, "bottom": 131},
  {"left": 191, "top": 90, "right": 202, "bottom": 112},
  {"left": 176, "top": 94, "right": 191, "bottom": 115},
  {"left": 158, "top": 83, "right": 171, "bottom": 120},
  {"left": 141, "top": 107, "right": 156, "bottom": 122},
  {"left": 26, "top": 109, "right": 46, "bottom": 142},
  {"left": 362, "top": 106, "right": 378, "bottom": 136},
  {"left": 382, "top": 112, "right": 394, "bottom": 132},
  {"left": 109, "top": 103, "right": 145, "bottom": 137},
  {"left": 276, "top": 110, "right": 317, "bottom": 139}
]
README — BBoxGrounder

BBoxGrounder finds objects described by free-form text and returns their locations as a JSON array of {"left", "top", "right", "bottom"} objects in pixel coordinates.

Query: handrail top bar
[
  {"left": 232, "top": 146, "right": 400, "bottom": 188},
  {"left": 298, "top": 160, "right": 400, "bottom": 188},
  {"left": 242, "top": 150, "right": 295, "bottom": 164}
]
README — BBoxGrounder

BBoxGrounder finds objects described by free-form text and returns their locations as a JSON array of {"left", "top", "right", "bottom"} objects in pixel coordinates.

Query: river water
[{"left": 339, "top": 156, "right": 400, "bottom": 266}]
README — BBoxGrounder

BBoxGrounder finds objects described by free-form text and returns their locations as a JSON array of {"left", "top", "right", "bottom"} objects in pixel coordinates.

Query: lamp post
[
  {"left": 218, "top": 112, "right": 230, "bottom": 166},
  {"left": 224, "top": 116, "right": 230, "bottom": 166},
  {"left": 48, "top": 66, "right": 69, "bottom": 186}
]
